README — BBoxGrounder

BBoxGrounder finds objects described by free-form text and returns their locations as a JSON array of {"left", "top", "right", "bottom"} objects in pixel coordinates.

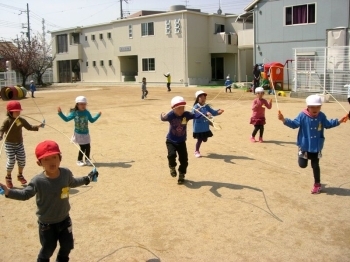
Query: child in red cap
[
  {"left": 0, "top": 101, "right": 44, "bottom": 188},
  {"left": 161, "top": 96, "right": 197, "bottom": 184},
  {"left": 0, "top": 140, "right": 98, "bottom": 262}
]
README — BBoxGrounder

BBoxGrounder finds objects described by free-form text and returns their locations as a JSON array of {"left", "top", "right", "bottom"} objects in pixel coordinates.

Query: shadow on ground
[
  {"left": 94, "top": 161, "right": 135, "bottom": 168},
  {"left": 203, "top": 153, "right": 254, "bottom": 164}
]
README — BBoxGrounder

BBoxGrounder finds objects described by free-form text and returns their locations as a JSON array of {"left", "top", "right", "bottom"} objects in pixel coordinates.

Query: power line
[
  {"left": 0, "top": 3, "right": 25, "bottom": 11},
  {"left": 75, "top": 3, "right": 116, "bottom": 24},
  {"left": 44, "top": 0, "right": 116, "bottom": 15}
]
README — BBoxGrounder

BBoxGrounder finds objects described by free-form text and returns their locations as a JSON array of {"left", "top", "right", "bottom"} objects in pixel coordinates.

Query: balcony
[
  {"left": 210, "top": 33, "right": 238, "bottom": 54},
  {"left": 56, "top": 44, "right": 83, "bottom": 61},
  {"left": 238, "top": 29, "right": 254, "bottom": 49}
]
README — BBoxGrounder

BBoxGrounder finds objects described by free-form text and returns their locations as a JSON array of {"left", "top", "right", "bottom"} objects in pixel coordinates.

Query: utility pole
[
  {"left": 26, "top": 3, "right": 30, "bottom": 44},
  {"left": 120, "top": 0, "right": 129, "bottom": 19}
]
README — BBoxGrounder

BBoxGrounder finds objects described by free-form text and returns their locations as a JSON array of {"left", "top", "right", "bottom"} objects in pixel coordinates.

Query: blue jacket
[
  {"left": 29, "top": 83, "right": 36, "bottom": 92},
  {"left": 192, "top": 104, "right": 219, "bottom": 133},
  {"left": 225, "top": 79, "right": 232, "bottom": 87},
  {"left": 284, "top": 110, "right": 339, "bottom": 153},
  {"left": 161, "top": 111, "right": 195, "bottom": 143}
]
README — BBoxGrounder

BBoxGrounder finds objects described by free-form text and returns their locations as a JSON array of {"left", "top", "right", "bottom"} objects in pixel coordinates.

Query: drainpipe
[
  {"left": 183, "top": 12, "right": 188, "bottom": 86},
  {"left": 253, "top": 7, "right": 257, "bottom": 65}
]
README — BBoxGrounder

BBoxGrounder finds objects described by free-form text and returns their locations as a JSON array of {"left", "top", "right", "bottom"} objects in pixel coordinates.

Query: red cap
[
  {"left": 35, "top": 140, "right": 61, "bottom": 160},
  {"left": 7, "top": 101, "right": 22, "bottom": 112}
]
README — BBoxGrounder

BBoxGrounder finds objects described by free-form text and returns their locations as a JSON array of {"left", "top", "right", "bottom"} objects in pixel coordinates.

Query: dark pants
[
  {"left": 167, "top": 83, "right": 171, "bottom": 91},
  {"left": 253, "top": 79, "right": 260, "bottom": 93},
  {"left": 252, "top": 125, "right": 264, "bottom": 137},
  {"left": 225, "top": 86, "right": 232, "bottom": 93},
  {"left": 166, "top": 140, "right": 188, "bottom": 174},
  {"left": 298, "top": 152, "right": 320, "bottom": 184},
  {"left": 348, "top": 97, "right": 350, "bottom": 104},
  {"left": 31, "top": 90, "right": 35, "bottom": 98},
  {"left": 142, "top": 89, "right": 148, "bottom": 99},
  {"left": 37, "top": 216, "right": 74, "bottom": 262},
  {"left": 78, "top": 144, "right": 90, "bottom": 161}
]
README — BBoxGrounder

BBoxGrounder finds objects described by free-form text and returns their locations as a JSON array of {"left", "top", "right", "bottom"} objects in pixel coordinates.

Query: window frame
[
  {"left": 100, "top": 60, "right": 104, "bottom": 67},
  {"left": 284, "top": 3, "right": 317, "bottom": 26},
  {"left": 107, "top": 32, "right": 111, "bottom": 39},
  {"left": 57, "top": 34, "right": 68, "bottom": 54},
  {"left": 86, "top": 61, "right": 89, "bottom": 67},
  {"left": 142, "top": 58, "right": 155, "bottom": 72},
  {"left": 129, "top": 25, "right": 133, "bottom": 38},
  {"left": 109, "top": 60, "right": 112, "bottom": 66},
  {"left": 141, "top": 22, "right": 154, "bottom": 36},
  {"left": 85, "top": 35, "right": 88, "bottom": 42},
  {"left": 99, "top": 33, "right": 103, "bottom": 40},
  {"left": 93, "top": 61, "right": 96, "bottom": 67},
  {"left": 214, "top": 23, "right": 225, "bottom": 34},
  {"left": 91, "top": 35, "right": 95, "bottom": 41}
]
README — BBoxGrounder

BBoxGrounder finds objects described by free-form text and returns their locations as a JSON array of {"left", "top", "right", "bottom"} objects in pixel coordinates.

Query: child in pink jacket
[{"left": 250, "top": 87, "right": 272, "bottom": 142}]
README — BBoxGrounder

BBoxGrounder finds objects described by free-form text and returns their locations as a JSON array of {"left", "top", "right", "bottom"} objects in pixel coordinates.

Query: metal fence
[
  {"left": 0, "top": 69, "right": 53, "bottom": 88},
  {"left": 293, "top": 46, "right": 350, "bottom": 94}
]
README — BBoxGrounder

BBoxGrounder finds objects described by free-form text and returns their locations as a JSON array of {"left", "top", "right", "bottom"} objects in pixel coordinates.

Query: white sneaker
[
  {"left": 85, "top": 160, "right": 93, "bottom": 166},
  {"left": 76, "top": 161, "right": 85, "bottom": 167},
  {"left": 194, "top": 151, "right": 201, "bottom": 158}
]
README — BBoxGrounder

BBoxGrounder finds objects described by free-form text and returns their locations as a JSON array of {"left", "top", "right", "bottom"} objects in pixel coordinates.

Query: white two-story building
[{"left": 51, "top": 5, "right": 254, "bottom": 85}]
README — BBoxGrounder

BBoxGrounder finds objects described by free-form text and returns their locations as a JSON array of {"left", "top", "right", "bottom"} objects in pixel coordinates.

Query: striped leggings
[{"left": 5, "top": 142, "right": 26, "bottom": 172}]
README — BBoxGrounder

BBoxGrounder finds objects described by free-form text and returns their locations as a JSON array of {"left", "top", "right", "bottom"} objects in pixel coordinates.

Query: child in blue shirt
[
  {"left": 278, "top": 95, "right": 348, "bottom": 194},
  {"left": 58, "top": 96, "right": 101, "bottom": 167},
  {"left": 161, "top": 96, "right": 195, "bottom": 184},
  {"left": 225, "top": 76, "right": 232, "bottom": 93},
  {"left": 192, "top": 90, "right": 224, "bottom": 157},
  {"left": 29, "top": 80, "right": 36, "bottom": 98}
]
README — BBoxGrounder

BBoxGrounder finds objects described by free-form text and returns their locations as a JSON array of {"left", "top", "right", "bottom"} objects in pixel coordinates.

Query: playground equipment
[{"left": 0, "top": 86, "right": 28, "bottom": 100}]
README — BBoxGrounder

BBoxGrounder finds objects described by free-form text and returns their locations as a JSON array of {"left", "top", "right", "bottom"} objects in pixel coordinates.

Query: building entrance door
[{"left": 211, "top": 57, "right": 224, "bottom": 80}]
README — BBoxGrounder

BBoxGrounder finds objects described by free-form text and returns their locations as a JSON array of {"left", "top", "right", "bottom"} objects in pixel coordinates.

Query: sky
[{"left": 0, "top": 0, "right": 252, "bottom": 41}]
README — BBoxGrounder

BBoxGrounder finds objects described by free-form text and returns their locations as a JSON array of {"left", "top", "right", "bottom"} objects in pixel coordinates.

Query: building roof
[{"left": 244, "top": 0, "right": 260, "bottom": 11}]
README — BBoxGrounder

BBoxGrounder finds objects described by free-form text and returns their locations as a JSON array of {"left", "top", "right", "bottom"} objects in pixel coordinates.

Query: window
[
  {"left": 99, "top": 33, "right": 103, "bottom": 40},
  {"left": 85, "top": 36, "right": 87, "bottom": 41},
  {"left": 57, "top": 34, "right": 68, "bottom": 53},
  {"left": 91, "top": 35, "right": 95, "bottom": 41},
  {"left": 285, "top": 3, "right": 316, "bottom": 25},
  {"left": 71, "top": 33, "right": 80, "bottom": 44},
  {"left": 129, "top": 25, "right": 133, "bottom": 38},
  {"left": 215, "top": 24, "right": 225, "bottom": 34},
  {"left": 100, "top": 60, "right": 104, "bottom": 66},
  {"left": 165, "top": 20, "right": 171, "bottom": 35},
  {"left": 175, "top": 19, "right": 181, "bottom": 34},
  {"left": 228, "top": 34, "right": 232, "bottom": 45},
  {"left": 86, "top": 61, "right": 89, "bottom": 67},
  {"left": 109, "top": 60, "right": 112, "bottom": 66},
  {"left": 142, "top": 58, "right": 155, "bottom": 71},
  {"left": 141, "top": 22, "right": 154, "bottom": 36},
  {"left": 93, "top": 61, "right": 96, "bottom": 67},
  {"left": 107, "top": 32, "right": 111, "bottom": 39}
]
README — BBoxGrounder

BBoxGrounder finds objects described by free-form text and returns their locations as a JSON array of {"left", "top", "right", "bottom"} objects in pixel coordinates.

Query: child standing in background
[
  {"left": 225, "top": 76, "right": 232, "bottom": 93},
  {"left": 161, "top": 96, "right": 195, "bottom": 184},
  {"left": 0, "top": 101, "right": 44, "bottom": 188},
  {"left": 0, "top": 140, "right": 98, "bottom": 261},
  {"left": 141, "top": 77, "right": 148, "bottom": 99},
  {"left": 278, "top": 94, "right": 348, "bottom": 194},
  {"left": 193, "top": 90, "right": 224, "bottom": 157},
  {"left": 29, "top": 80, "right": 36, "bottom": 98},
  {"left": 164, "top": 72, "right": 171, "bottom": 92},
  {"left": 250, "top": 87, "right": 272, "bottom": 142},
  {"left": 58, "top": 96, "right": 101, "bottom": 167}
]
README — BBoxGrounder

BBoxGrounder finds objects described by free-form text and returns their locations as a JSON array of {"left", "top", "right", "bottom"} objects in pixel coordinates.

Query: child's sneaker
[
  {"left": 170, "top": 167, "right": 177, "bottom": 177},
  {"left": 178, "top": 173, "right": 185, "bottom": 184},
  {"left": 311, "top": 183, "right": 322, "bottom": 194},
  {"left": 5, "top": 176, "right": 13, "bottom": 189},
  {"left": 259, "top": 137, "right": 263, "bottom": 143},
  {"left": 85, "top": 160, "right": 93, "bottom": 166},
  {"left": 17, "top": 174, "right": 27, "bottom": 185},
  {"left": 76, "top": 161, "right": 85, "bottom": 167},
  {"left": 250, "top": 137, "right": 256, "bottom": 143},
  {"left": 194, "top": 151, "right": 201, "bottom": 158}
]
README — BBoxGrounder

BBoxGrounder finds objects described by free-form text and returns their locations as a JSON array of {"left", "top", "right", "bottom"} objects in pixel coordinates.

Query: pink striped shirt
[{"left": 251, "top": 98, "right": 272, "bottom": 119}]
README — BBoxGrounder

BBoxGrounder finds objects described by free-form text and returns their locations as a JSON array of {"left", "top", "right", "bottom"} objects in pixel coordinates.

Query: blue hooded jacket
[
  {"left": 284, "top": 109, "right": 339, "bottom": 153},
  {"left": 192, "top": 104, "right": 219, "bottom": 133}
]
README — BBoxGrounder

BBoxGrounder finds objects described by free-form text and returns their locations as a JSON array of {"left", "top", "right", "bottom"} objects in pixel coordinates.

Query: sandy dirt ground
[{"left": 0, "top": 85, "right": 349, "bottom": 262}]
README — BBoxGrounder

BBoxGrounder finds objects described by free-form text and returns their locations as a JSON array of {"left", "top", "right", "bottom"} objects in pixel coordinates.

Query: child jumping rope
[
  {"left": 58, "top": 96, "right": 101, "bottom": 166},
  {"left": 278, "top": 94, "right": 348, "bottom": 194},
  {"left": 141, "top": 77, "right": 148, "bottom": 99},
  {"left": 0, "top": 101, "right": 44, "bottom": 188},
  {"left": 0, "top": 140, "right": 98, "bottom": 261},
  {"left": 250, "top": 87, "right": 272, "bottom": 142},
  {"left": 161, "top": 96, "right": 196, "bottom": 184},
  {"left": 193, "top": 90, "right": 224, "bottom": 157}
]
